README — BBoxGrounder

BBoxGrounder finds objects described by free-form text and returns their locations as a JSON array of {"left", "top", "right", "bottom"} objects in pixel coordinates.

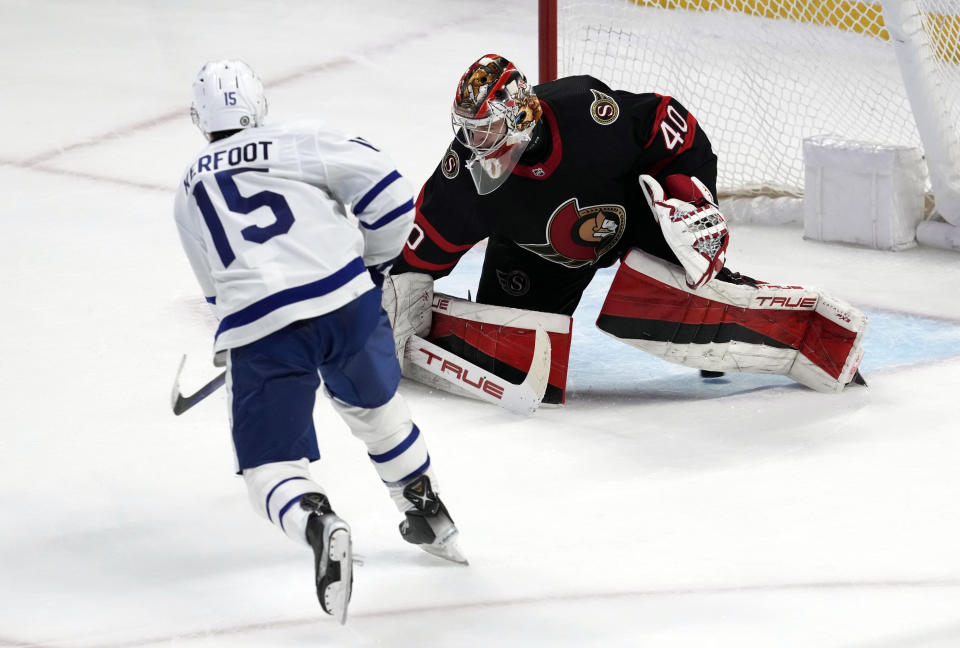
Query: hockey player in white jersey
[{"left": 173, "top": 60, "right": 465, "bottom": 623}]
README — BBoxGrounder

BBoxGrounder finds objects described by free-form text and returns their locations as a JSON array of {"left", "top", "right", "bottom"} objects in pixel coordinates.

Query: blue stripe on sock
[
  {"left": 265, "top": 476, "right": 307, "bottom": 523},
  {"left": 383, "top": 455, "right": 431, "bottom": 487},
  {"left": 278, "top": 493, "right": 307, "bottom": 532},
  {"left": 361, "top": 199, "right": 413, "bottom": 230},
  {"left": 354, "top": 170, "right": 401, "bottom": 214},
  {"left": 368, "top": 424, "right": 420, "bottom": 463}
]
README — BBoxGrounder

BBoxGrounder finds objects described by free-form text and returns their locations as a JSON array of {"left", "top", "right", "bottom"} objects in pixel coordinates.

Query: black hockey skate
[
  {"left": 301, "top": 493, "right": 353, "bottom": 624},
  {"left": 398, "top": 475, "right": 468, "bottom": 565}
]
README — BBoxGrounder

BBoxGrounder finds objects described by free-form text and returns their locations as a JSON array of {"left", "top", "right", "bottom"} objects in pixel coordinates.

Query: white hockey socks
[
  {"left": 242, "top": 458, "right": 325, "bottom": 545},
  {"left": 328, "top": 392, "right": 436, "bottom": 512}
]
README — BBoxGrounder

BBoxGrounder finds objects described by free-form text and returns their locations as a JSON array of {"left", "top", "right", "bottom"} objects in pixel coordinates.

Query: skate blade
[
  {"left": 421, "top": 531, "right": 468, "bottom": 565},
  {"left": 323, "top": 528, "right": 353, "bottom": 624}
]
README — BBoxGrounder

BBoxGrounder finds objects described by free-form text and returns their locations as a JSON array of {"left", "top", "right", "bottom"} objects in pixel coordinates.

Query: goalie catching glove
[{"left": 639, "top": 174, "right": 729, "bottom": 289}]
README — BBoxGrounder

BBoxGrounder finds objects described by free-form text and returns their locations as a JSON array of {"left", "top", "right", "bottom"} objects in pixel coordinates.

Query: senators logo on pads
[
  {"left": 441, "top": 148, "right": 459, "bottom": 179},
  {"left": 589, "top": 89, "right": 619, "bottom": 125},
  {"left": 519, "top": 198, "right": 626, "bottom": 268}
]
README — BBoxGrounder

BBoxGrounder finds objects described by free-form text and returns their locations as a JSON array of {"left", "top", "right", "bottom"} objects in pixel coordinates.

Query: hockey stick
[
  {"left": 170, "top": 355, "right": 226, "bottom": 416},
  {"left": 170, "top": 323, "right": 553, "bottom": 416},
  {"left": 403, "top": 327, "right": 552, "bottom": 415}
]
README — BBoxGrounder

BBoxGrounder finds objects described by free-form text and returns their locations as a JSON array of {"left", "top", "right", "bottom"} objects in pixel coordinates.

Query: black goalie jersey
[{"left": 393, "top": 75, "right": 719, "bottom": 315}]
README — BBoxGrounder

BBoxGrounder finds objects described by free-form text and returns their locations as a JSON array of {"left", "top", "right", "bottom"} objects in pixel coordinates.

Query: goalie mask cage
[{"left": 539, "top": 0, "right": 960, "bottom": 244}]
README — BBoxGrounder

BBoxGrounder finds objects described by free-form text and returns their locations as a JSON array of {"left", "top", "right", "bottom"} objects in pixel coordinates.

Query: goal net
[{"left": 547, "top": 0, "right": 960, "bottom": 234}]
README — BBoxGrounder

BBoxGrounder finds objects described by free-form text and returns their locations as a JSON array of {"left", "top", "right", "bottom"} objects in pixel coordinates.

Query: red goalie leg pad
[
  {"left": 596, "top": 250, "right": 863, "bottom": 383},
  {"left": 426, "top": 293, "right": 572, "bottom": 404},
  {"left": 797, "top": 306, "right": 864, "bottom": 381},
  {"left": 597, "top": 264, "right": 811, "bottom": 352}
]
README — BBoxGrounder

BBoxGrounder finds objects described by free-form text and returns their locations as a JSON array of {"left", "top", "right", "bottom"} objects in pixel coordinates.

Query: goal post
[
  {"left": 538, "top": 0, "right": 960, "bottom": 249},
  {"left": 539, "top": 0, "right": 558, "bottom": 84},
  {"left": 883, "top": 1, "right": 960, "bottom": 236}
]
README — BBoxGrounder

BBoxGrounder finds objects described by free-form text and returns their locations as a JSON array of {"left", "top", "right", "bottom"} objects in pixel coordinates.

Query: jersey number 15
[{"left": 192, "top": 167, "right": 294, "bottom": 267}]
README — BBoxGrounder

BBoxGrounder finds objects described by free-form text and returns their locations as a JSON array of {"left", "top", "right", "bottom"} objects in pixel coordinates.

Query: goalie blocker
[{"left": 596, "top": 249, "right": 867, "bottom": 392}]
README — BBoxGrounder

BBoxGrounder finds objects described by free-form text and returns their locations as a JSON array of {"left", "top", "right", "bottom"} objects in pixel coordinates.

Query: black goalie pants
[{"left": 474, "top": 236, "right": 599, "bottom": 316}]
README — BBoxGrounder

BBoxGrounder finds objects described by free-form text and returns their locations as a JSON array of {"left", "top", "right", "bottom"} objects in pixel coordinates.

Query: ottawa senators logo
[
  {"left": 518, "top": 198, "right": 626, "bottom": 268},
  {"left": 441, "top": 148, "right": 459, "bottom": 179},
  {"left": 495, "top": 269, "right": 531, "bottom": 296},
  {"left": 589, "top": 89, "right": 619, "bottom": 125}
]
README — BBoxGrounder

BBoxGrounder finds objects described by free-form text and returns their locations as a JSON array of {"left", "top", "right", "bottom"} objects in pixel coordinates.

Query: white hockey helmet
[{"left": 190, "top": 60, "right": 267, "bottom": 140}]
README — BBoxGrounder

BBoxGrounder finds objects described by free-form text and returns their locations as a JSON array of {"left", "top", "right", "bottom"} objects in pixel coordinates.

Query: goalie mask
[
  {"left": 190, "top": 59, "right": 267, "bottom": 141},
  {"left": 451, "top": 54, "right": 542, "bottom": 195}
]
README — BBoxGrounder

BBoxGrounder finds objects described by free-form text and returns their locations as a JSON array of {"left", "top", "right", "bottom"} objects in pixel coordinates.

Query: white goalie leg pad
[
  {"left": 381, "top": 272, "right": 433, "bottom": 362},
  {"left": 597, "top": 249, "right": 867, "bottom": 392},
  {"left": 328, "top": 392, "right": 435, "bottom": 512},
  {"left": 242, "top": 458, "right": 323, "bottom": 545}
]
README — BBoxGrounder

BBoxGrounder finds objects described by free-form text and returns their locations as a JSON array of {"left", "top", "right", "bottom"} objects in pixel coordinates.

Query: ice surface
[{"left": 2, "top": 2, "right": 960, "bottom": 646}]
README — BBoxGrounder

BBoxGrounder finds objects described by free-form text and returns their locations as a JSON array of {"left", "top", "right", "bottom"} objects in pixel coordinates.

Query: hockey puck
[{"left": 700, "top": 370, "right": 725, "bottom": 379}]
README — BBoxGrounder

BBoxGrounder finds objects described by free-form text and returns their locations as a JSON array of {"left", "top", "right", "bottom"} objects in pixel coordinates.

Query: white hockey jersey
[{"left": 173, "top": 121, "right": 415, "bottom": 351}]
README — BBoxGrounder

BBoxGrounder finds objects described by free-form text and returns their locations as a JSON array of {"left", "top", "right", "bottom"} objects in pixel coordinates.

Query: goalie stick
[
  {"left": 403, "top": 327, "right": 552, "bottom": 415},
  {"left": 170, "top": 355, "right": 225, "bottom": 416}
]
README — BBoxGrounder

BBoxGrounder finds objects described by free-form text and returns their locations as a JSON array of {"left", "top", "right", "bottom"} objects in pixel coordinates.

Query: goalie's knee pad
[
  {"left": 329, "top": 392, "right": 432, "bottom": 493},
  {"left": 596, "top": 249, "right": 867, "bottom": 392}
]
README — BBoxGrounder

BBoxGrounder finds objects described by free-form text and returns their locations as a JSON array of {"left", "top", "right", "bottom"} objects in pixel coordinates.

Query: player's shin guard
[
  {"left": 242, "top": 458, "right": 328, "bottom": 545},
  {"left": 596, "top": 249, "right": 867, "bottom": 392},
  {"left": 328, "top": 392, "right": 436, "bottom": 510}
]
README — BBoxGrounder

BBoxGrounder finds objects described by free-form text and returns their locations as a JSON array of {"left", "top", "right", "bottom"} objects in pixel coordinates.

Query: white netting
[
  {"left": 920, "top": 1, "right": 960, "bottom": 132},
  {"left": 556, "top": 0, "right": 960, "bottom": 204}
]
